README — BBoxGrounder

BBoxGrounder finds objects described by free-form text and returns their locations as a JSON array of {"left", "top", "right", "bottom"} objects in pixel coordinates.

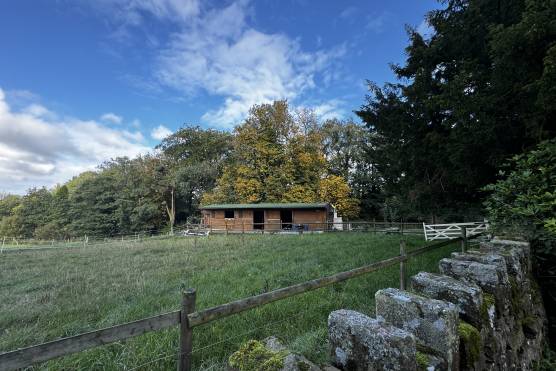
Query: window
[{"left": 224, "top": 209, "right": 235, "bottom": 219}]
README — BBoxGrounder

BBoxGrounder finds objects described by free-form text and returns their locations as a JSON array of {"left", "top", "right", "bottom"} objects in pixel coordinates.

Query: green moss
[
  {"left": 229, "top": 340, "right": 286, "bottom": 371},
  {"left": 481, "top": 292, "right": 496, "bottom": 323},
  {"left": 458, "top": 321, "right": 481, "bottom": 367},
  {"left": 416, "top": 351, "right": 429, "bottom": 370}
]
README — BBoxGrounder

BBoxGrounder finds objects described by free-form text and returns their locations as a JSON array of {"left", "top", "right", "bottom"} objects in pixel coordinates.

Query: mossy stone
[
  {"left": 416, "top": 351, "right": 429, "bottom": 371},
  {"left": 229, "top": 340, "right": 286, "bottom": 371},
  {"left": 458, "top": 321, "right": 481, "bottom": 368}
]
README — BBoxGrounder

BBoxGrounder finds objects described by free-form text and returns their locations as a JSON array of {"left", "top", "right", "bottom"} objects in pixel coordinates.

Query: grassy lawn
[{"left": 0, "top": 232, "right": 460, "bottom": 370}]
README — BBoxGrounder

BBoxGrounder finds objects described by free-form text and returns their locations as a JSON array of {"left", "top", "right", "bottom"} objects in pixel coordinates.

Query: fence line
[
  {"left": 0, "top": 221, "right": 425, "bottom": 251},
  {"left": 423, "top": 221, "right": 488, "bottom": 241},
  {"left": 0, "top": 229, "right": 482, "bottom": 371}
]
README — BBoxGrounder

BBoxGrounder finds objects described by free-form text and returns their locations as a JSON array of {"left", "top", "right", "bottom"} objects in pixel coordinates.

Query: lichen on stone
[
  {"left": 458, "top": 321, "right": 481, "bottom": 368},
  {"left": 480, "top": 292, "right": 496, "bottom": 324},
  {"left": 229, "top": 340, "right": 286, "bottom": 371},
  {"left": 415, "top": 351, "right": 429, "bottom": 370}
]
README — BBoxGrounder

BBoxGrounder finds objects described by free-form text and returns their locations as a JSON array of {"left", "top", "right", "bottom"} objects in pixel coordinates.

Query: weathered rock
[
  {"left": 416, "top": 351, "right": 446, "bottom": 371},
  {"left": 479, "top": 240, "right": 531, "bottom": 282},
  {"left": 411, "top": 272, "right": 484, "bottom": 329},
  {"left": 438, "top": 258, "right": 509, "bottom": 299},
  {"left": 328, "top": 309, "right": 416, "bottom": 371},
  {"left": 375, "top": 288, "right": 459, "bottom": 370},
  {"left": 262, "top": 337, "right": 322, "bottom": 371}
]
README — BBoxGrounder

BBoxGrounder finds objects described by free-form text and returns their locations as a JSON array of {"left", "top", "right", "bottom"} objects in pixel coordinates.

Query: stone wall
[
  {"left": 227, "top": 237, "right": 547, "bottom": 371},
  {"left": 328, "top": 237, "right": 547, "bottom": 370}
]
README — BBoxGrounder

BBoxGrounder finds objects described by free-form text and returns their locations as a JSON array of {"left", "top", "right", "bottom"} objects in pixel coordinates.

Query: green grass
[{"left": 0, "top": 232, "right": 460, "bottom": 370}]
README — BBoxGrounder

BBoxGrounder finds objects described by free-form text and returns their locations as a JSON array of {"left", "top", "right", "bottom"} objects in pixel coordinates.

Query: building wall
[
  {"left": 202, "top": 208, "right": 329, "bottom": 231},
  {"left": 293, "top": 209, "right": 327, "bottom": 230}
]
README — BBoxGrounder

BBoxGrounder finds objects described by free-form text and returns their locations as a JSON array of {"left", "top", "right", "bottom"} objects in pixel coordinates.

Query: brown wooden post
[
  {"left": 399, "top": 240, "right": 407, "bottom": 290},
  {"left": 178, "top": 289, "right": 196, "bottom": 371},
  {"left": 461, "top": 226, "right": 467, "bottom": 253}
]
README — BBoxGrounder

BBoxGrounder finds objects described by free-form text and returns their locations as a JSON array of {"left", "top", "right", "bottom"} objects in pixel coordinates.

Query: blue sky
[{"left": 0, "top": 0, "right": 439, "bottom": 193}]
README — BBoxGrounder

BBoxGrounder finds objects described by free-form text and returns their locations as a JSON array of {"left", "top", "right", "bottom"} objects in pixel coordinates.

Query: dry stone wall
[
  {"left": 328, "top": 238, "right": 547, "bottom": 370},
  {"left": 227, "top": 238, "right": 546, "bottom": 371}
]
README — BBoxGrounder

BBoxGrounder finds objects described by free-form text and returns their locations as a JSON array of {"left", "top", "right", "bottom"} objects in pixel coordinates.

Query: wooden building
[{"left": 200, "top": 203, "right": 333, "bottom": 232}]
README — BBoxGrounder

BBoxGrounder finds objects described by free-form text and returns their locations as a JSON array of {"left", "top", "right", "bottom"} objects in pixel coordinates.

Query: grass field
[{"left": 0, "top": 232, "right": 461, "bottom": 370}]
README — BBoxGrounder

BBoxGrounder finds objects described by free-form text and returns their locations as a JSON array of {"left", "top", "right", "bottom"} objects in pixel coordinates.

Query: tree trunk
[{"left": 166, "top": 187, "right": 175, "bottom": 235}]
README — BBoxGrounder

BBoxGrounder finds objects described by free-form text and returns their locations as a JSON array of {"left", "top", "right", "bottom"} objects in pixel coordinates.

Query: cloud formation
[
  {"left": 0, "top": 88, "right": 150, "bottom": 194},
  {"left": 150, "top": 125, "right": 172, "bottom": 140},
  {"left": 100, "top": 112, "right": 123, "bottom": 124},
  {"left": 99, "top": 0, "right": 346, "bottom": 127}
]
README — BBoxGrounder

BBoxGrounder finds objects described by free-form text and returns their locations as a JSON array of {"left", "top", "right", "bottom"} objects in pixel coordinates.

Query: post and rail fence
[
  {"left": 0, "top": 221, "right": 488, "bottom": 251},
  {"left": 0, "top": 228, "right": 482, "bottom": 371}
]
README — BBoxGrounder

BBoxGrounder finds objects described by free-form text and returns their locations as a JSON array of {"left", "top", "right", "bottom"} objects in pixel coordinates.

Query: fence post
[
  {"left": 461, "top": 226, "right": 467, "bottom": 253},
  {"left": 399, "top": 240, "right": 407, "bottom": 290},
  {"left": 178, "top": 288, "right": 196, "bottom": 371}
]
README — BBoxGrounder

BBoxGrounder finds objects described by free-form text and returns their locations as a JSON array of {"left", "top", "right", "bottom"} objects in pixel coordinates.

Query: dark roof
[{"left": 200, "top": 202, "right": 329, "bottom": 210}]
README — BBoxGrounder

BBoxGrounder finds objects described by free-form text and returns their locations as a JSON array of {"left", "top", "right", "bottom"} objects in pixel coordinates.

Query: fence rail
[
  {"left": 0, "top": 221, "right": 426, "bottom": 251},
  {"left": 0, "top": 230, "right": 483, "bottom": 371},
  {"left": 423, "top": 222, "right": 489, "bottom": 241},
  {"left": 202, "top": 220, "right": 425, "bottom": 235}
]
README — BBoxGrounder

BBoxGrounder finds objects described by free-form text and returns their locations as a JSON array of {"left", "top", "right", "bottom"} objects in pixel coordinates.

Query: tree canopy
[
  {"left": 202, "top": 101, "right": 360, "bottom": 218},
  {"left": 356, "top": 0, "right": 556, "bottom": 220}
]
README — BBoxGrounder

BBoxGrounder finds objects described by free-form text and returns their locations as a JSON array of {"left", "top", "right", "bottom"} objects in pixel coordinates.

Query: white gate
[{"left": 423, "top": 222, "right": 489, "bottom": 241}]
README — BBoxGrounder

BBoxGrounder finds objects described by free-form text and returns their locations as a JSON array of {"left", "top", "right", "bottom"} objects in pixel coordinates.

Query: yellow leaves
[
  {"left": 282, "top": 185, "right": 317, "bottom": 203},
  {"left": 318, "top": 175, "right": 360, "bottom": 219},
  {"left": 200, "top": 101, "right": 361, "bottom": 219}
]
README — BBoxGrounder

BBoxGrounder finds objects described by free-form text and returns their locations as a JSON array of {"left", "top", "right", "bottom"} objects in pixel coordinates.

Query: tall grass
[{"left": 0, "top": 232, "right": 459, "bottom": 370}]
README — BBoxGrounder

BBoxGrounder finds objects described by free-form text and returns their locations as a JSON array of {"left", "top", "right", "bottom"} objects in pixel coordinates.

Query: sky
[{"left": 0, "top": 0, "right": 439, "bottom": 194}]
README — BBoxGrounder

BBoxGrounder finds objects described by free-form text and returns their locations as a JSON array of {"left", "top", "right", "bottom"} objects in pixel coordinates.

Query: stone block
[
  {"left": 375, "top": 288, "right": 459, "bottom": 370},
  {"left": 438, "top": 258, "right": 508, "bottom": 297},
  {"left": 411, "top": 272, "right": 484, "bottom": 329},
  {"left": 328, "top": 309, "right": 416, "bottom": 371}
]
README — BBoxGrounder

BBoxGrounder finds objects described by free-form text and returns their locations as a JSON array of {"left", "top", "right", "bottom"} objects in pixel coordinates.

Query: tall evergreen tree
[{"left": 357, "top": 0, "right": 556, "bottom": 220}]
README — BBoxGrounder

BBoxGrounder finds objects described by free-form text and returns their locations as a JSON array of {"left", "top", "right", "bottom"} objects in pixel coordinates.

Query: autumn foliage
[{"left": 202, "top": 101, "right": 359, "bottom": 218}]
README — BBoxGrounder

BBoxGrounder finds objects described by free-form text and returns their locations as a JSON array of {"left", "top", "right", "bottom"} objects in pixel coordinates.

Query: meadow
[{"left": 0, "top": 232, "right": 461, "bottom": 370}]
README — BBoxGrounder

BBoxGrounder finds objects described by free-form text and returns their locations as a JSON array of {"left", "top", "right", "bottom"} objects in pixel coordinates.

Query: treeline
[
  {"left": 0, "top": 103, "right": 373, "bottom": 239},
  {"left": 0, "top": 126, "right": 232, "bottom": 239},
  {"left": 1, "top": 0, "right": 555, "bottom": 239}
]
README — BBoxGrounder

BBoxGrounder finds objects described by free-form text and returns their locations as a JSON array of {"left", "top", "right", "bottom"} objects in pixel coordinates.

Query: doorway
[
  {"left": 280, "top": 209, "right": 293, "bottom": 229},
  {"left": 253, "top": 210, "right": 265, "bottom": 230}
]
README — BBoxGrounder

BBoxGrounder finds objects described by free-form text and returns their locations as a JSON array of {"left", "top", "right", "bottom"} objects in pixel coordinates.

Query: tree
[
  {"left": 69, "top": 173, "right": 121, "bottom": 237},
  {"left": 203, "top": 101, "right": 359, "bottom": 218},
  {"left": 13, "top": 188, "right": 54, "bottom": 238},
  {"left": 357, "top": 0, "right": 556, "bottom": 221},
  {"left": 0, "top": 194, "right": 21, "bottom": 237},
  {"left": 156, "top": 126, "right": 233, "bottom": 224},
  {"left": 321, "top": 119, "right": 382, "bottom": 218},
  {"left": 318, "top": 175, "right": 360, "bottom": 219},
  {"left": 483, "top": 139, "right": 556, "bottom": 345}
]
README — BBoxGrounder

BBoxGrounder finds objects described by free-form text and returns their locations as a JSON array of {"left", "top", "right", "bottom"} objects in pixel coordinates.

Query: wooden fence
[
  {"left": 0, "top": 230, "right": 482, "bottom": 371},
  {"left": 423, "top": 222, "right": 489, "bottom": 241},
  {"left": 201, "top": 220, "right": 425, "bottom": 235}
]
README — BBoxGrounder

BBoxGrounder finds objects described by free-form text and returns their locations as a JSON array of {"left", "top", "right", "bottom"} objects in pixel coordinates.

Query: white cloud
[
  {"left": 0, "top": 88, "right": 150, "bottom": 194},
  {"left": 100, "top": 112, "right": 123, "bottom": 124},
  {"left": 150, "top": 125, "right": 172, "bottom": 140},
  {"left": 152, "top": 1, "right": 345, "bottom": 127},
  {"left": 96, "top": 0, "right": 200, "bottom": 28},
  {"left": 312, "top": 99, "right": 348, "bottom": 121}
]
